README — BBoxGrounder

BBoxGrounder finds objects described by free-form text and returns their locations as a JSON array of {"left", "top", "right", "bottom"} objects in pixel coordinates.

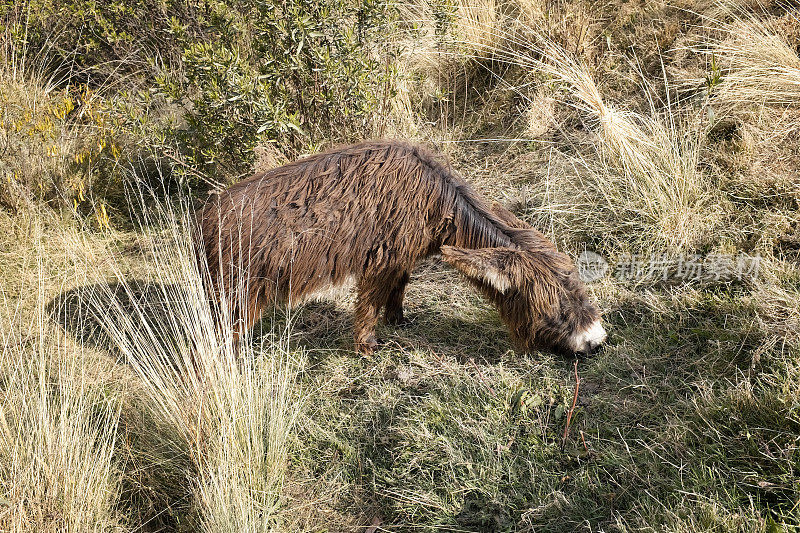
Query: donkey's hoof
[
  {"left": 356, "top": 335, "right": 379, "bottom": 356},
  {"left": 386, "top": 313, "right": 414, "bottom": 328}
]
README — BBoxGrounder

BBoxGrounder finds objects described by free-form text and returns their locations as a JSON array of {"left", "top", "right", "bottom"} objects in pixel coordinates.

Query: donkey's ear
[{"left": 440, "top": 246, "right": 516, "bottom": 293}]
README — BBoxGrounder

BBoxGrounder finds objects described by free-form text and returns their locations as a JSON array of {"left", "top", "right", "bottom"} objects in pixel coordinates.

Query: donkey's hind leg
[
  {"left": 384, "top": 270, "right": 410, "bottom": 326},
  {"left": 354, "top": 271, "right": 405, "bottom": 355}
]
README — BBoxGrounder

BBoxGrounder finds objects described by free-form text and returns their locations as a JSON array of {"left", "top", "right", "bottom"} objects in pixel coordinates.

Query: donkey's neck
[
  {"left": 408, "top": 144, "right": 516, "bottom": 251},
  {"left": 444, "top": 185, "right": 516, "bottom": 250}
]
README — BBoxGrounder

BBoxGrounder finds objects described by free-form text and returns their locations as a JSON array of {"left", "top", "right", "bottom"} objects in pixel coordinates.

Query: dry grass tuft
[
  {"left": 68, "top": 192, "right": 302, "bottom": 531},
  {"left": 687, "top": 5, "right": 800, "bottom": 116},
  {"left": 533, "top": 48, "right": 719, "bottom": 252},
  {"left": 0, "top": 226, "right": 122, "bottom": 532}
]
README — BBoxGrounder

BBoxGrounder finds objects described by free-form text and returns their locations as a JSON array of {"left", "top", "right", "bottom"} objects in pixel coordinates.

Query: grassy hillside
[{"left": 1, "top": 0, "right": 799, "bottom": 531}]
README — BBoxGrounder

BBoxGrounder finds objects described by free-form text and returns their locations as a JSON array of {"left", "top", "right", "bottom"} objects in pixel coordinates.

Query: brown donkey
[{"left": 197, "top": 140, "right": 606, "bottom": 356}]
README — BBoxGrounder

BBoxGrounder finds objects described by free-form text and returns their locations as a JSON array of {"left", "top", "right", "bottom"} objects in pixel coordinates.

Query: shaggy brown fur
[{"left": 196, "top": 140, "right": 604, "bottom": 355}]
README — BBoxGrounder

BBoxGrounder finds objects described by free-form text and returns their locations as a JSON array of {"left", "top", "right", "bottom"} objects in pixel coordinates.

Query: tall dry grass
[
  {"left": 0, "top": 233, "right": 122, "bottom": 532},
  {"left": 2, "top": 1, "right": 799, "bottom": 529},
  {"left": 693, "top": 2, "right": 800, "bottom": 109},
  {"left": 526, "top": 45, "right": 718, "bottom": 252},
  {"left": 1, "top": 187, "right": 301, "bottom": 530},
  {"left": 68, "top": 190, "right": 302, "bottom": 531},
  {"left": 710, "top": 19, "right": 800, "bottom": 110},
  {"left": 1, "top": 30, "right": 127, "bottom": 530}
]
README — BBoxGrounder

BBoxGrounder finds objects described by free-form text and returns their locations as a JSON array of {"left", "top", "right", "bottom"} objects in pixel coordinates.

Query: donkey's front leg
[{"left": 354, "top": 273, "right": 399, "bottom": 355}]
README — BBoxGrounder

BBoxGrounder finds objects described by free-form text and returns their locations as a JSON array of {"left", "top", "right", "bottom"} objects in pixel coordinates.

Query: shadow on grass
[
  {"left": 286, "top": 299, "right": 516, "bottom": 366},
  {"left": 50, "top": 280, "right": 516, "bottom": 364},
  {"left": 48, "top": 280, "right": 196, "bottom": 363},
  {"left": 47, "top": 282, "right": 196, "bottom": 532},
  {"left": 47, "top": 279, "right": 531, "bottom": 527}
]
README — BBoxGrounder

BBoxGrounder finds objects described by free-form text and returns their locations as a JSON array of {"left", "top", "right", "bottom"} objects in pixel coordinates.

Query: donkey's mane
[{"left": 403, "top": 142, "right": 520, "bottom": 250}]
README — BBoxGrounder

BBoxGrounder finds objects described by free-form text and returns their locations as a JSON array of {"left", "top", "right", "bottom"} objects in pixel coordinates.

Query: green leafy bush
[
  {"left": 2, "top": 0, "right": 394, "bottom": 188},
  {"left": 158, "top": 0, "right": 393, "bottom": 181}
]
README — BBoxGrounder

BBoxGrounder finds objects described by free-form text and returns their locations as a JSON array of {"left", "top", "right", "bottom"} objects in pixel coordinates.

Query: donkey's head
[
  {"left": 441, "top": 245, "right": 605, "bottom": 356},
  {"left": 441, "top": 205, "right": 605, "bottom": 356}
]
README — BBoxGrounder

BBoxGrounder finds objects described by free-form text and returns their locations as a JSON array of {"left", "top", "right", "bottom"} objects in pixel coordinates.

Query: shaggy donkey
[{"left": 197, "top": 140, "right": 606, "bottom": 355}]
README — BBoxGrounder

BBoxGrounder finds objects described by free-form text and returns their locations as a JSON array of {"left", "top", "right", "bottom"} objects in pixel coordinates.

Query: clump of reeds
[
  {"left": 69, "top": 189, "right": 301, "bottom": 531},
  {"left": 0, "top": 238, "right": 122, "bottom": 532}
]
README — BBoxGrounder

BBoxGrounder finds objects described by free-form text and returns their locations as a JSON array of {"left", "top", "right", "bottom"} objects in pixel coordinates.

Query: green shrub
[
  {"left": 2, "top": 0, "right": 395, "bottom": 188},
  {"left": 158, "top": 0, "right": 393, "bottom": 181}
]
